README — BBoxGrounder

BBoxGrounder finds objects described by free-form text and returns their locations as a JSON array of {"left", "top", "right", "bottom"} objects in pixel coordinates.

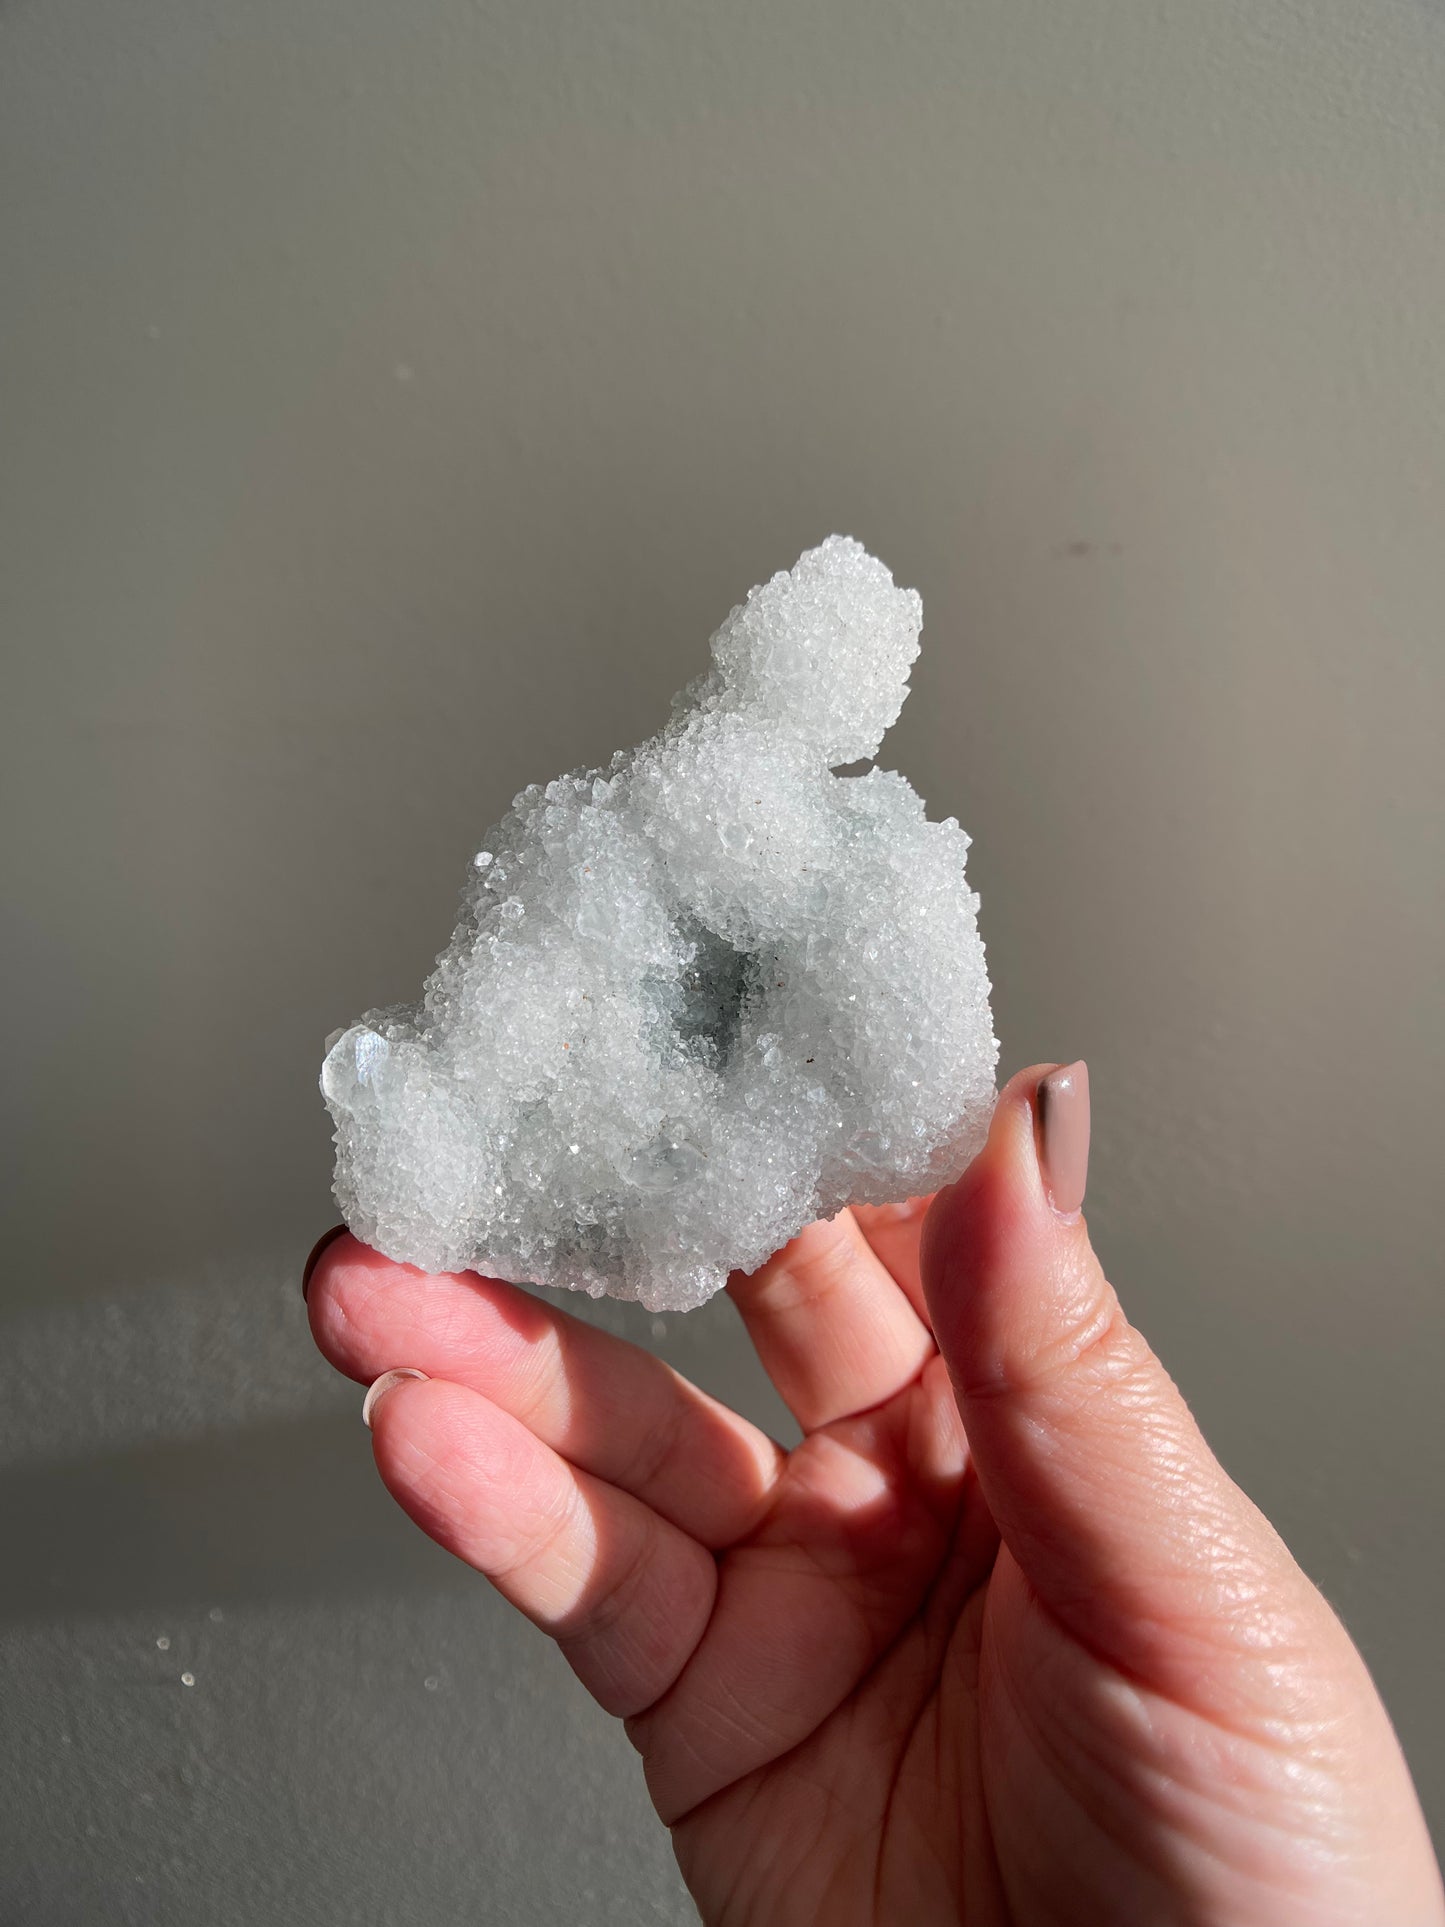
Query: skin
[{"left": 306, "top": 1064, "right": 1444, "bottom": 1925}]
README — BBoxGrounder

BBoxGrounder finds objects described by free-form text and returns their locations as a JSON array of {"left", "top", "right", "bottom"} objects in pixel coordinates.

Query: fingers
[
  {"left": 628, "top": 1390, "right": 971, "bottom": 1824},
  {"left": 307, "top": 1237, "right": 782, "bottom": 1548},
  {"left": 921, "top": 1064, "right": 1328, "bottom": 1704},
  {"left": 851, "top": 1193, "right": 934, "bottom": 1320},
  {"left": 726, "top": 1207, "right": 935, "bottom": 1431},
  {"left": 367, "top": 1373, "right": 717, "bottom": 1718}
]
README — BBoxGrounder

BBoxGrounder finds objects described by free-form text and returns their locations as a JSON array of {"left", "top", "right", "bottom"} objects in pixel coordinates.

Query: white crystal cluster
[{"left": 321, "top": 536, "right": 997, "bottom": 1312}]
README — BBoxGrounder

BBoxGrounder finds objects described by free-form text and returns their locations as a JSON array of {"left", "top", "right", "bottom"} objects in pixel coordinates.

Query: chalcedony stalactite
[{"left": 321, "top": 536, "right": 997, "bottom": 1311}]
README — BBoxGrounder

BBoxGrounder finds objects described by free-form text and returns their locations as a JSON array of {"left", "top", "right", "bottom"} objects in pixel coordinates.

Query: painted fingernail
[
  {"left": 362, "top": 1369, "right": 429, "bottom": 1429},
  {"left": 1035, "top": 1061, "right": 1090, "bottom": 1216},
  {"left": 301, "top": 1224, "right": 347, "bottom": 1301}
]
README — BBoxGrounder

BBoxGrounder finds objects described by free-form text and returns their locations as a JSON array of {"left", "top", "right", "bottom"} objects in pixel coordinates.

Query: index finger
[{"left": 726, "top": 1207, "right": 935, "bottom": 1432}]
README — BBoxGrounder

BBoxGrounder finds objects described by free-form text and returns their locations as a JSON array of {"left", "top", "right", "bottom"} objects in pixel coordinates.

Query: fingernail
[
  {"left": 1035, "top": 1061, "right": 1090, "bottom": 1216},
  {"left": 301, "top": 1225, "right": 348, "bottom": 1301},
  {"left": 362, "top": 1369, "right": 428, "bottom": 1429}
]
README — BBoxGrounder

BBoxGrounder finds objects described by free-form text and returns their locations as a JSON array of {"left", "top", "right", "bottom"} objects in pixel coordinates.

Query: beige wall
[{"left": 2, "top": 2, "right": 1442, "bottom": 1919}]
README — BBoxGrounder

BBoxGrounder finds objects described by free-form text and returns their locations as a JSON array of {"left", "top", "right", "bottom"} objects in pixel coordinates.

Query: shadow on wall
[
  {"left": 0, "top": 1410, "right": 474, "bottom": 1630},
  {"left": 0, "top": 1250, "right": 519, "bottom": 1630},
  {"left": 0, "top": 1242, "right": 790, "bottom": 1634}
]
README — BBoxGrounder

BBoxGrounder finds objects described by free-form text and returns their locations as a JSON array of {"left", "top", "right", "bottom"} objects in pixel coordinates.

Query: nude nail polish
[
  {"left": 362, "top": 1369, "right": 429, "bottom": 1429},
  {"left": 1035, "top": 1061, "right": 1090, "bottom": 1216}
]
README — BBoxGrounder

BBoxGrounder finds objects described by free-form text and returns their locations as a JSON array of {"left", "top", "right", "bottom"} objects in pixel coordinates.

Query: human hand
[{"left": 304, "top": 1063, "right": 1444, "bottom": 1925}]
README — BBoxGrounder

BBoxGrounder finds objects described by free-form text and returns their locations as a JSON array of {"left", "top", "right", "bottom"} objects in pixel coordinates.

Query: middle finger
[{"left": 307, "top": 1234, "right": 784, "bottom": 1547}]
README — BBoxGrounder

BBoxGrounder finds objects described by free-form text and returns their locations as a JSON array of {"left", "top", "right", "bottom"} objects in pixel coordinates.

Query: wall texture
[{"left": 2, "top": 2, "right": 1442, "bottom": 1920}]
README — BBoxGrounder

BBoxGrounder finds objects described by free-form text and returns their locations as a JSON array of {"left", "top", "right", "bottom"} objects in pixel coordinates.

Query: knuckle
[
  {"left": 745, "top": 1215, "right": 859, "bottom": 1316},
  {"left": 558, "top": 1514, "right": 654, "bottom": 1649},
  {"left": 615, "top": 1370, "right": 688, "bottom": 1496},
  {"left": 965, "top": 1271, "right": 1148, "bottom": 1404}
]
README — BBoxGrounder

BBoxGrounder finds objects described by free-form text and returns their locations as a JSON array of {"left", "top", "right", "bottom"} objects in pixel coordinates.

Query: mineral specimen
[{"left": 321, "top": 536, "right": 997, "bottom": 1312}]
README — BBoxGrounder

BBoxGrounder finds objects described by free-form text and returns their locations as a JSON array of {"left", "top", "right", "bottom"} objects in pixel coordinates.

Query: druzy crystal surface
[{"left": 321, "top": 536, "right": 997, "bottom": 1312}]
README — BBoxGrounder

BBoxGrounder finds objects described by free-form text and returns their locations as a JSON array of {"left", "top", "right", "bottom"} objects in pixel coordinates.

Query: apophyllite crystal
[{"left": 321, "top": 536, "right": 997, "bottom": 1311}]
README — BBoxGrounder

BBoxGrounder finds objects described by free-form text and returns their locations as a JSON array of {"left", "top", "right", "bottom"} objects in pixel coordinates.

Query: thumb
[
  {"left": 921, "top": 1061, "right": 1315, "bottom": 1690},
  {"left": 922, "top": 1064, "right": 1445, "bottom": 1924}
]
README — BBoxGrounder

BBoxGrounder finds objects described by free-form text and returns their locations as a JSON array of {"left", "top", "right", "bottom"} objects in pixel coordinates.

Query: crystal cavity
[{"left": 321, "top": 536, "right": 998, "bottom": 1312}]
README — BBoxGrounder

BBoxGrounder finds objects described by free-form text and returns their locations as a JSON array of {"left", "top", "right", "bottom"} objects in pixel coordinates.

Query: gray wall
[{"left": 3, "top": 1, "right": 1442, "bottom": 1920}]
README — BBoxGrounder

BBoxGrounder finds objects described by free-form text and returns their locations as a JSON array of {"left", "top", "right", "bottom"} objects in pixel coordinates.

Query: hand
[{"left": 304, "top": 1064, "right": 1444, "bottom": 1925}]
